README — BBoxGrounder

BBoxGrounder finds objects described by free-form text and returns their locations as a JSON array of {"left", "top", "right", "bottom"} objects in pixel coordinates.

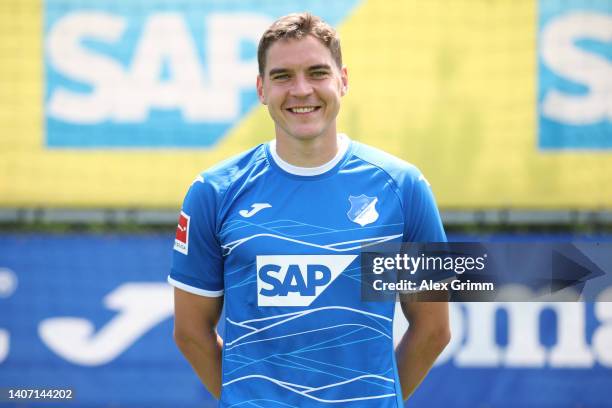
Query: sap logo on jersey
[{"left": 257, "top": 255, "right": 357, "bottom": 307}]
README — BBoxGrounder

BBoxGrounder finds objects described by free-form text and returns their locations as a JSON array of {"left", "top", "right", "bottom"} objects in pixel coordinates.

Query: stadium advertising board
[
  {"left": 44, "top": 1, "right": 358, "bottom": 148},
  {"left": 0, "top": 0, "right": 610, "bottom": 208},
  {"left": 538, "top": 0, "right": 612, "bottom": 149}
]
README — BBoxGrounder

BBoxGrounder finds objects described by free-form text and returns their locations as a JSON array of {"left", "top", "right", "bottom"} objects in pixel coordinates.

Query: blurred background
[{"left": 0, "top": 0, "right": 611, "bottom": 406}]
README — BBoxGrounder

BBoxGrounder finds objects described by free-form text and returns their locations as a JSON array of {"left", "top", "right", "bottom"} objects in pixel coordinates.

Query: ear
[
  {"left": 256, "top": 75, "right": 267, "bottom": 105},
  {"left": 340, "top": 66, "right": 349, "bottom": 96}
]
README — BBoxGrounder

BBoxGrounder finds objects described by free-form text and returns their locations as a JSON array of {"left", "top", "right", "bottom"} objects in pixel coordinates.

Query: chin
[
  {"left": 291, "top": 133, "right": 320, "bottom": 141},
  {"left": 287, "top": 127, "right": 327, "bottom": 141}
]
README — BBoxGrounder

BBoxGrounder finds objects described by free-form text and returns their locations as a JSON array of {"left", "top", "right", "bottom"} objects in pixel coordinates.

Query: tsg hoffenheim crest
[{"left": 347, "top": 195, "right": 379, "bottom": 226}]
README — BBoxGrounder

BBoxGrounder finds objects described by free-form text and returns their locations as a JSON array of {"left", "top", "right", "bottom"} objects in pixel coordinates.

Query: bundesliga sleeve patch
[{"left": 174, "top": 211, "right": 190, "bottom": 255}]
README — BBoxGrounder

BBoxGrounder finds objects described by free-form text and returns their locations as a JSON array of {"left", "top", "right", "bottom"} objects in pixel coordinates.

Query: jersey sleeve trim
[{"left": 167, "top": 276, "right": 224, "bottom": 297}]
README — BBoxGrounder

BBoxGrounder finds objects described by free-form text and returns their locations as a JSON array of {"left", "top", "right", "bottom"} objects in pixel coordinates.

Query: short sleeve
[
  {"left": 402, "top": 170, "right": 447, "bottom": 243},
  {"left": 168, "top": 177, "right": 224, "bottom": 297},
  {"left": 400, "top": 169, "right": 451, "bottom": 285}
]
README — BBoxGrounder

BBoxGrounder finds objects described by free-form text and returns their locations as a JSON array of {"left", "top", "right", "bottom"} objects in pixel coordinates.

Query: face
[{"left": 257, "top": 35, "right": 348, "bottom": 143}]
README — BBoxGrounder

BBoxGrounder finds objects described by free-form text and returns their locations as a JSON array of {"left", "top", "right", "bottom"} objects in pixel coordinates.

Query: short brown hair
[{"left": 257, "top": 12, "right": 342, "bottom": 76}]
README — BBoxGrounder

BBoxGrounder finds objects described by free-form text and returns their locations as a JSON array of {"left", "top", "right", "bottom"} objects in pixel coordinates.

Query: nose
[{"left": 290, "top": 74, "right": 313, "bottom": 97}]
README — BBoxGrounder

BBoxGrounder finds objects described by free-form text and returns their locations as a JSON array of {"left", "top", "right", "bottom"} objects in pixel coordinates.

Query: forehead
[{"left": 265, "top": 35, "right": 335, "bottom": 73}]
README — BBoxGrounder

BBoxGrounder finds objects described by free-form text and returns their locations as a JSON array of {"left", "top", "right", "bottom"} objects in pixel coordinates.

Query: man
[{"left": 169, "top": 12, "right": 450, "bottom": 407}]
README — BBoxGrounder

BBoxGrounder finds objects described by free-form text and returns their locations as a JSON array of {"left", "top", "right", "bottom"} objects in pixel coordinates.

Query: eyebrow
[
  {"left": 308, "top": 64, "right": 332, "bottom": 71},
  {"left": 267, "top": 64, "right": 333, "bottom": 77},
  {"left": 268, "top": 68, "right": 289, "bottom": 77}
]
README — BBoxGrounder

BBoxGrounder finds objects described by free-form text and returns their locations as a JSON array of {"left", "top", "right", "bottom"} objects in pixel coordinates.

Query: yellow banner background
[{"left": 1, "top": 0, "right": 610, "bottom": 209}]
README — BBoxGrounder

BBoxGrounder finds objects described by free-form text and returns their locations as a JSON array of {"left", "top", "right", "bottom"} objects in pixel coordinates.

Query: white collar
[{"left": 269, "top": 134, "right": 349, "bottom": 176}]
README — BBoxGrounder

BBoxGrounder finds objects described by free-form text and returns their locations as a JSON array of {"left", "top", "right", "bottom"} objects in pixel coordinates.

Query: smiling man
[
  {"left": 170, "top": 12, "right": 450, "bottom": 407},
  {"left": 256, "top": 32, "right": 347, "bottom": 168}
]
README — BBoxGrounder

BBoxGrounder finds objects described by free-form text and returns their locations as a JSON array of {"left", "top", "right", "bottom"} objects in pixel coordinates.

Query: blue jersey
[{"left": 169, "top": 135, "right": 446, "bottom": 407}]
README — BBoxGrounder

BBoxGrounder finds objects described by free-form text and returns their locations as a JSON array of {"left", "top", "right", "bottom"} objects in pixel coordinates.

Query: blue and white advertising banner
[
  {"left": 43, "top": 0, "right": 359, "bottom": 148},
  {"left": 1, "top": 234, "right": 611, "bottom": 407},
  {"left": 538, "top": 0, "right": 612, "bottom": 149}
]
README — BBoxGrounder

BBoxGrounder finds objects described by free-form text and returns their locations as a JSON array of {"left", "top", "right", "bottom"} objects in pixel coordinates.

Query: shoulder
[
  {"left": 350, "top": 142, "right": 445, "bottom": 242},
  {"left": 190, "top": 144, "right": 268, "bottom": 196},
  {"left": 204, "top": 144, "right": 267, "bottom": 188},
  {"left": 180, "top": 144, "right": 268, "bottom": 213},
  {"left": 350, "top": 141, "right": 424, "bottom": 189}
]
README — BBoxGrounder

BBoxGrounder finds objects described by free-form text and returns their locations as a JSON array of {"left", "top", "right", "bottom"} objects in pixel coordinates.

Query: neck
[{"left": 274, "top": 128, "right": 339, "bottom": 167}]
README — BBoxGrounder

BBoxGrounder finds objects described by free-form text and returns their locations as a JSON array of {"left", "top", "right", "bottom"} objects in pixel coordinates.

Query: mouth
[{"left": 286, "top": 106, "right": 321, "bottom": 114}]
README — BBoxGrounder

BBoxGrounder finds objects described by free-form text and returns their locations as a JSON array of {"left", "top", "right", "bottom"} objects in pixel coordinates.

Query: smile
[{"left": 287, "top": 106, "right": 320, "bottom": 114}]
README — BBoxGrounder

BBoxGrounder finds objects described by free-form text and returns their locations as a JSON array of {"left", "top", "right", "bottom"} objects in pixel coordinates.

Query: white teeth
[{"left": 290, "top": 107, "right": 316, "bottom": 113}]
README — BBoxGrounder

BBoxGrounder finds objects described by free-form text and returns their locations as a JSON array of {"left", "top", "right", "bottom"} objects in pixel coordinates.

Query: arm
[
  {"left": 395, "top": 294, "right": 450, "bottom": 400},
  {"left": 173, "top": 287, "right": 224, "bottom": 399}
]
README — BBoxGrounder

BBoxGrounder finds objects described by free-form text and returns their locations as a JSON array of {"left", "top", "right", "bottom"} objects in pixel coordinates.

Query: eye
[
  {"left": 271, "top": 73, "right": 290, "bottom": 81},
  {"left": 310, "top": 70, "right": 329, "bottom": 78}
]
